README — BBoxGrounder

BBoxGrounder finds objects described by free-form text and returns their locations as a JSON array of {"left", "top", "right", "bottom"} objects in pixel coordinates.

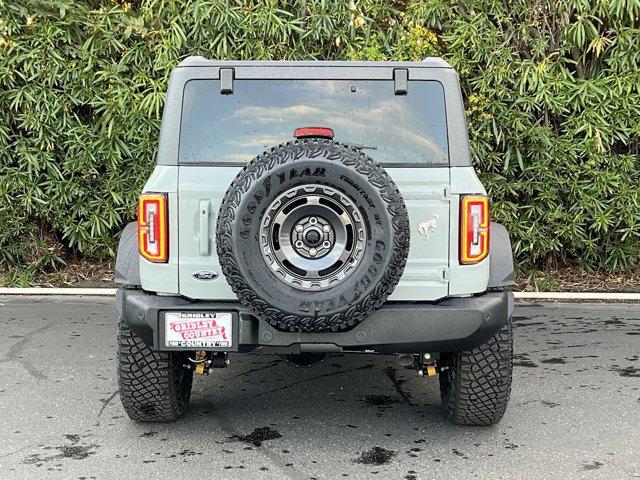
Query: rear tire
[
  {"left": 439, "top": 316, "right": 513, "bottom": 426},
  {"left": 117, "top": 319, "right": 193, "bottom": 422}
]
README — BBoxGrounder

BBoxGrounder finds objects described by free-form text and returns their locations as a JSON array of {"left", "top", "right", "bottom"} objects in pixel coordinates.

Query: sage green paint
[
  {"left": 177, "top": 166, "right": 452, "bottom": 301},
  {"left": 138, "top": 165, "right": 491, "bottom": 300},
  {"left": 177, "top": 166, "right": 236, "bottom": 300},
  {"left": 139, "top": 166, "right": 179, "bottom": 295},
  {"left": 385, "top": 168, "right": 449, "bottom": 301},
  {"left": 448, "top": 167, "right": 490, "bottom": 295}
]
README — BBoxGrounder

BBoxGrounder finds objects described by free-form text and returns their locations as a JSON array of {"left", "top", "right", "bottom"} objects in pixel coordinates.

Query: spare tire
[{"left": 216, "top": 138, "right": 410, "bottom": 333}]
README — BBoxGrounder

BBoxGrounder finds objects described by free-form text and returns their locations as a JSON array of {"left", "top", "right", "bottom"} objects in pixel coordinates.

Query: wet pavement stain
[
  {"left": 406, "top": 447, "right": 422, "bottom": 458},
  {"left": 582, "top": 461, "right": 604, "bottom": 470},
  {"left": 177, "top": 449, "right": 202, "bottom": 456},
  {"left": 22, "top": 435, "right": 98, "bottom": 467},
  {"left": 541, "top": 357, "right": 567, "bottom": 364},
  {"left": 513, "top": 353, "right": 538, "bottom": 368},
  {"left": 229, "top": 427, "right": 282, "bottom": 447},
  {"left": 452, "top": 448, "right": 468, "bottom": 459},
  {"left": 354, "top": 446, "right": 396, "bottom": 465},
  {"left": 611, "top": 366, "right": 640, "bottom": 378},
  {"left": 514, "top": 359, "right": 538, "bottom": 368},
  {"left": 58, "top": 445, "right": 95, "bottom": 460},
  {"left": 604, "top": 319, "right": 625, "bottom": 325},
  {"left": 364, "top": 394, "right": 401, "bottom": 408}
]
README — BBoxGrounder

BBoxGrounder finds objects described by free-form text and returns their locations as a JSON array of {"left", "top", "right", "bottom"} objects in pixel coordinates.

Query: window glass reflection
[{"left": 179, "top": 79, "right": 448, "bottom": 165}]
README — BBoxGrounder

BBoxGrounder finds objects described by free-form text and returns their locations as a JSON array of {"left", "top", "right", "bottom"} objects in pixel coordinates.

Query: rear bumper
[{"left": 116, "top": 289, "right": 513, "bottom": 354}]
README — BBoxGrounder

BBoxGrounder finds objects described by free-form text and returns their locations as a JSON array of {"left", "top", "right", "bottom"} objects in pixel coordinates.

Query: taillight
[
  {"left": 294, "top": 127, "right": 334, "bottom": 139},
  {"left": 138, "top": 193, "right": 168, "bottom": 263},
  {"left": 460, "top": 195, "right": 490, "bottom": 264}
]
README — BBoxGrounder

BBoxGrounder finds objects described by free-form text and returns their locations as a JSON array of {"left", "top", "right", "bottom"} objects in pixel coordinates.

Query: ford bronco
[{"left": 114, "top": 58, "right": 515, "bottom": 426}]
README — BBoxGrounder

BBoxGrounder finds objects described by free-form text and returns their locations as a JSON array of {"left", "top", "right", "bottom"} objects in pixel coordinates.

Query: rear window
[{"left": 179, "top": 79, "right": 448, "bottom": 165}]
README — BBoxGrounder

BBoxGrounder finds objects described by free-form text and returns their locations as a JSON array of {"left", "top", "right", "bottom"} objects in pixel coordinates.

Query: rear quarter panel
[
  {"left": 448, "top": 167, "right": 490, "bottom": 295},
  {"left": 138, "top": 166, "right": 179, "bottom": 294}
]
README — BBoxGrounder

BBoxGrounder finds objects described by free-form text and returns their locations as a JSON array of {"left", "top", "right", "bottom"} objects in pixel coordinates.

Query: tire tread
[
  {"left": 440, "top": 317, "right": 513, "bottom": 426},
  {"left": 117, "top": 319, "right": 193, "bottom": 422}
]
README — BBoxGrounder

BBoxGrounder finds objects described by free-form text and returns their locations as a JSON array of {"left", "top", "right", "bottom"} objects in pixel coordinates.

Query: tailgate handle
[{"left": 199, "top": 200, "right": 211, "bottom": 256}]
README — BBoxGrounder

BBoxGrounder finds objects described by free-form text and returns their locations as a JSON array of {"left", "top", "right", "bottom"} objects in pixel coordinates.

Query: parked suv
[{"left": 115, "top": 58, "right": 515, "bottom": 426}]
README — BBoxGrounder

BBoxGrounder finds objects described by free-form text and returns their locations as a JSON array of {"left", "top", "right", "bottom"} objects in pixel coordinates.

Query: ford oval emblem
[{"left": 193, "top": 270, "right": 219, "bottom": 281}]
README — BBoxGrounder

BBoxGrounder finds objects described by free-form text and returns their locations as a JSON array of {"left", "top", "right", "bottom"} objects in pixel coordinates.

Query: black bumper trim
[{"left": 115, "top": 289, "right": 512, "bottom": 354}]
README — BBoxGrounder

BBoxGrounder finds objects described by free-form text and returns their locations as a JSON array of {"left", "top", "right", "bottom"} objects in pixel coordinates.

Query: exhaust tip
[{"left": 397, "top": 354, "right": 415, "bottom": 368}]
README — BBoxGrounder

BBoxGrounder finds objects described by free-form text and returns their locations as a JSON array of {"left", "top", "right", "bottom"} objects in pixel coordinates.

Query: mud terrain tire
[
  {"left": 216, "top": 139, "right": 410, "bottom": 333},
  {"left": 439, "top": 316, "right": 513, "bottom": 426},
  {"left": 117, "top": 319, "right": 193, "bottom": 422}
]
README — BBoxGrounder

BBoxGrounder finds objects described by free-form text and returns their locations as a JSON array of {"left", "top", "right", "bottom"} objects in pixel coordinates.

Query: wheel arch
[
  {"left": 488, "top": 222, "right": 515, "bottom": 288},
  {"left": 115, "top": 222, "right": 141, "bottom": 287}
]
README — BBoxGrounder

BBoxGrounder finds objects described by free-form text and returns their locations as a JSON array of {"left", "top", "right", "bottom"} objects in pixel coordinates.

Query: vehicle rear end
[{"left": 115, "top": 59, "right": 515, "bottom": 426}]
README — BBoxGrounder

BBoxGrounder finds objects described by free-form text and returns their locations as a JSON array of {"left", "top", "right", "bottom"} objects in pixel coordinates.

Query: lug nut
[
  {"left": 322, "top": 224, "right": 331, "bottom": 233},
  {"left": 309, "top": 217, "right": 317, "bottom": 224},
  {"left": 323, "top": 241, "right": 331, "bottom": 248},
  {"left": 295, "top": 224, "right": 304, "bottom": 232},
  {"left": 309, "top": 248, "right": 317, "bottom": 257},
  {"left": 295, "top": 240, "right": 304, "bottom": 248}
]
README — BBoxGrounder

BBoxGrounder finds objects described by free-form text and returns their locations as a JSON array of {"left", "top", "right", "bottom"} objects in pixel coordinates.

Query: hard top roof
[{"left": 177, "top": 56, "right": 452, "bottom": 69}]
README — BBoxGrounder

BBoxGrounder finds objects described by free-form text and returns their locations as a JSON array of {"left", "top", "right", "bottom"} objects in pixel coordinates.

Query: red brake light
[
  {"left": 460, "top": 195, "right": 489, "bottom": 264},
  {"left": 138, "top": 193, "right": 168, "bottom": 263},
  {"left": 294, "top": 127, "right": 334, "bottom": 139}
]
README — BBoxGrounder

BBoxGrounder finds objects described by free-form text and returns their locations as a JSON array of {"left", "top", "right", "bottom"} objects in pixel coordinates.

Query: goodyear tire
[
  {"left": 117, "top": 319, "right": 193, "bottom": 422},
  {"left": 439, "top": 316, "right": 513, "bottom": 426},
  {"left": 216, "top": 139, "right": 410, "bottom": 333}
]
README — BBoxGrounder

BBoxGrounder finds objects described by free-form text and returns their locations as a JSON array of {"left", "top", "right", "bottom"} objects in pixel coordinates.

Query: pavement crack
[
  {"left": 209, "top": 404, "right": 306, "bottom": 480},
  {"left": 383, "top": 367, "right": 415, "bottom": 406},
  {"left": 224, "top": 360, "right": 281, "bottom": 380},
  {"left": 98, "top": 389, "right": 119, "bottom": 417},
  {"left": 0, "top": 444, "right": 31, "bottom": 460},
  {"left": 0, "top": 322, "right": 54, "bottom": 379},
  {"left": 238, "top": 363, "right": 375, "bottom": 400}
]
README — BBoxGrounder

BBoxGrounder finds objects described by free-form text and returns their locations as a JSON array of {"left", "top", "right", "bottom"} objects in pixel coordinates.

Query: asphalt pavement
[{"left": 0, "top": 296, "right": 639, "bottom": 479}]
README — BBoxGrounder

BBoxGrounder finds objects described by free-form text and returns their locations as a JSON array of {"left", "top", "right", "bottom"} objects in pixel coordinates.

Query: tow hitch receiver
[
  {"left": 184, "top": 351, "right": 229, "bottom": 375},
  {"left": 397, "top": 353, "right": 448, "bottom": 378}
]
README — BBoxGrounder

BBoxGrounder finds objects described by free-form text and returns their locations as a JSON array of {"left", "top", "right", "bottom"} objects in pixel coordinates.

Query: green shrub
[{"left": 1, "top": 0, "right": 638, "bottom": 284}]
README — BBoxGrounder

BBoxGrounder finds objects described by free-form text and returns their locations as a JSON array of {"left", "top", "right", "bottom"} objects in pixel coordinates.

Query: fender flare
[
  {"left": 488, "top": 222, "right": 515, "bottom": 288},
  {"left": 114, "top": 222, "right": 140, "bottom": 288}
]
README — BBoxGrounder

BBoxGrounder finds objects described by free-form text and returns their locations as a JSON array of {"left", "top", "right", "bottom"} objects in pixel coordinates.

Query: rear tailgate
[
  {"left": 177, "top": 166, "right": 449, "bottom": 301},
  {"left": 176, "top": 64, "right": 453, "bottom": 301}
]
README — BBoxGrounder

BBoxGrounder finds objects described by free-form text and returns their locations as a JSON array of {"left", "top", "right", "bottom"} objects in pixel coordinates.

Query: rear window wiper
[{"left": 341, "top": 142, "right": 378, "bottom": 150}]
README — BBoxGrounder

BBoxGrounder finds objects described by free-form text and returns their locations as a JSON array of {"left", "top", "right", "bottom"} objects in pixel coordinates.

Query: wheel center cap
[{"left": 304, "top": 230, "right": 322, "bottom": 246}]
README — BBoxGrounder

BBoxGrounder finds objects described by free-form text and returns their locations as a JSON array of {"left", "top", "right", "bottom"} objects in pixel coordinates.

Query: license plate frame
[{"left": 162, "top": 311, "right": 237, "bottom": 350}]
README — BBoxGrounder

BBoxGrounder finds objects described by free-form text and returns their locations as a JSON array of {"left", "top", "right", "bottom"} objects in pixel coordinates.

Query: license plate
[{"left": 164, "top": 312, "right": 233, "bottom": 348}]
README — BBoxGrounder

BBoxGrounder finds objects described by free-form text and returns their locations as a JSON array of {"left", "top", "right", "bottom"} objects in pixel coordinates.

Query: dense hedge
[{"left": 1, "top": 0, "right": 639, "bottom": 284}]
